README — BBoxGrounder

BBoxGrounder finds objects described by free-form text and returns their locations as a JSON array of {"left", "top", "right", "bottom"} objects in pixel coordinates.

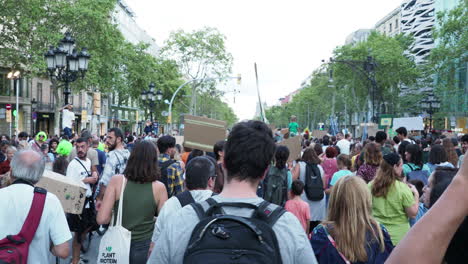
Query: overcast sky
[{"left": 126, "top": 0, "right": 403, "bottom": 120}]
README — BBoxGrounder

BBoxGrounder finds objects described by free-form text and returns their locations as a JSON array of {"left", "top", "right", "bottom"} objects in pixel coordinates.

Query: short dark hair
[
  {"left": 429, "top": 167, "right": 458, "bottom": 208},
  {"left": 75, "top": 137, "right": 87, "bottom": 145},
  {"left": 461, "top": 134, "right": 468, "bottom": 143},
  {"left": 52, "top": 156, "right": 69, "bottom": 175},
  {"left": 368, "top": 136, "right": 376, "bottom": 142},
  {"left": 396, "top": 127, "right": 408, "bottom": 137},
  {"left": 405, "top": 144, "right": 423, "bottom": 166},
  {"left": 18, "top": 132, "right": 28, "bottom": 138},
  {"left": 375, "top": 131, "right": 387, "bottom": 143},
  {"left": 224, "top": 121, "right": 275, "bottom": 183},
  {"left": 274, "top": 145, "right": 290, "bottom": 170},
  {"left": 313, "top": 143, "right": 323, "bottom": 156},
  {"left": 322, "top": 136, "right": 330, "bottom": 146},
  {"left": 345, "top": 134, "right": 351, "bottom": 139},
  {"left": 213, "top": 140, "right": 226, "bottom": 161},
  {"left": 409, "top": 179, "right": 424, "bottom": 197},
  {"left": 80, "top": 130, "right": 92, "bottom": 141},
  {"left": 0, "top": 140, "right": 10, "bottom": 147},
  {"left": 291, "top": 180, "right": 304, "bottom": 196},
  {"left": 127, "top": 135, "right": 134, "bottom": 142},
  {"left": 124, "top": 141, "right": 159, "bottom": 183},
  {"left": 187, "top": 149, "right": 204, "bottom": 164},
  {"left": 393, "top": 136, "right": 400, "bottom": 145},
  {"left": 429, "top": 144, "right": 448, "bottom": 164},
  {"left": 109, "top": 127, "right": 124, "bottom": 142},
  {"left": 398, "top": 141, "right": 410, "bottom": 162},
  {"left": 157, "top": 135, "right": 176, "bottom": 154},
  {"left": 185, "top": 156, "right": 216, "bottom": 190}
]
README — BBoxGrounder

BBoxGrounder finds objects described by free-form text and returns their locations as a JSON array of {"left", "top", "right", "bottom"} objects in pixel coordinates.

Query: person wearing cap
[
  {"left": 61, "top": 104, "right": 75, "bottom": 138},
  {"left": 148, "top": 156, "right": 217, "bottom": 256},
  {"left": 368, "top": 152, "right": 419, "bottom": 245}
]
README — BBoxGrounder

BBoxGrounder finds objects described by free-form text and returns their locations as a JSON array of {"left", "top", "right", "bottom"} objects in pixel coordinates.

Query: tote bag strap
[
  {"left": 323, "top": 225, "right": 351, "bottom": 264},
  {"left": 112, "top": 175, "right": 127, "bottom": 227}
]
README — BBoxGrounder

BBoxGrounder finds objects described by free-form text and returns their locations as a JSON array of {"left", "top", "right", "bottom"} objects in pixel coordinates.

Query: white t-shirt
[
  {"left": 0, "top": 184, "right": 72, "bottom": 263},
  {"left": 66, "top": 157, "right": 92, "bottom": 197},
  {"left": 152, "top": 190, "right": 213, "bottom": 244},
  {"left": 62, "top": 109, "right": 75, "bottom": 129},
  {"left": 336, "top": 139, "right": 351, "bottom": 155}
]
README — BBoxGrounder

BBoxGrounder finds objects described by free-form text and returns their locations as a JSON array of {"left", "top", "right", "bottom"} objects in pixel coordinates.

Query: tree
[
  {"left": 161, "top": 27, "right": 234, "bottom": 115},
  {"left": 429, "top": 0, "right": 468, "bottom": 117}
]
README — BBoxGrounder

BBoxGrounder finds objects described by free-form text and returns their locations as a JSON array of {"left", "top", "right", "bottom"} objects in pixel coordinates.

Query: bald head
[{"left": 10, "top": 150, "right": 45, "bottom": 184}]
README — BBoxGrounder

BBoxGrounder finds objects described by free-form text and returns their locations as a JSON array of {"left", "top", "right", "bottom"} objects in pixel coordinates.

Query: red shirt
[
  {"left": 285, "top": 199, "right": 310, "bottom": 232},
  {"left": 0, "top": 160, "right": 10, "bottom": 175}
]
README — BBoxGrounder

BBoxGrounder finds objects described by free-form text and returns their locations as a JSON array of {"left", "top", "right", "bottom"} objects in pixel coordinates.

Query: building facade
[
  {"left": 375, "top": 7, "right": 402, "bottom": 37},
  {"left": 401, "top": 0, "right": 436, "bottom": 64},
  {"left": 345, "top": 29, "right": 372, "bottom": 45}
]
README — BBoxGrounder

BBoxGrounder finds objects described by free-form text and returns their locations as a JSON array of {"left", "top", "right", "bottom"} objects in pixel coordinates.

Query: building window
[
  {"left": 37, "top": 83, "right": 43, "bottom": 102},
  {"left": 395, "top": 19, "right": 399, "bottom": 29},
  {"left": 50, "top": 86, "right": 55, "bottom": 105},
  {"left": 389, "top": 23, "right": 393, "bottom": 33}
]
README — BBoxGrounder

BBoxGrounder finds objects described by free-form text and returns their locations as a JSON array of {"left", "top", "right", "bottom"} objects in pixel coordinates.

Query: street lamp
[
  {"left": 7, "top": 70, "right": 20, "bottom": 135},
  {"left": 140, "top": 82, "right": 162, "bottom": 122},
  {"left": 44, "top": 32, "right": 90, "bottom": 105},
  {"left": 31, "top": 98, "right": 37, "bottom": 135},
  {"left": 421, "top": 91, "right": 441, "bottom": 131}
]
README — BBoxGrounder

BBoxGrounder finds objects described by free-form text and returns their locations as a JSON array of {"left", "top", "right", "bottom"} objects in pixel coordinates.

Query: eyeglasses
[{"left": 39, "top": 135, "right": 45, "bottom": 138}]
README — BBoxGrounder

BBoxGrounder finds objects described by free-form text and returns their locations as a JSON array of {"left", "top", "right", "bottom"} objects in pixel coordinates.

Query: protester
[
  {"left": 263, "top": 145, "right": 291, "bottom": 206},
  {"left": 442, "top": 138, "right": 459, "bottom": 168},
  {"left": 426, "top": 144, "right": 454, "bottom": 173},
  {"left": 150, "top": 156, "right": 217, "bottom": 256},
  {"left": 61, "top": 104, "right": 75, "bottom": 138},
  {"left": 292, "top": 147, "right": 326, "bottom": 233},
  {"left": 213, "top": 140, "right": 225, "bottom": 193},
  {"left": 330, "top": 154, "right": 353, "bottom": 187},
  {"left": 48, "top": 138, "right": 59, "bottom": 162},
  {"left": 97, "top": 128, "right": 130, "bottom": 205},
  {"left": 350, "top": 142, "right": 363, "bottom": 172},
  {"left": 459, "top": 134, "right": 468, "bottom": 167},
  {"left": 0, "top": 146, "right": 16, "bottom": 175},
  {"left": 403, "top": 144, "right": 431, "bottom": 184},
  {"left": 336, "top": 133, "right": 351, "bottom": 155},
  {"left": 357, "top": 142, "right": 382, "bottom": 183},
  {"left": 126, "top": 135, "right": 135, "bottom": 152},
  {"left": 289, "top": 115, "right": 299, "bottom": 137},
  {"left": 68, "top": 130, "right": 99, "bottom": 175},
  {"left": 0, "top": 150, "right": 71, "bottom": 262},
  {"left": 52, "top": 155, "right": 69, "bottom": 176},
  {"left": 386, "top": 154, "right": 468, "bottom": 264},
  {"left": 369, "top": 153, "right": 419, "bottom": 245},
  {"left": 56, "top": 138, "right": 73, "bottom": 157},
  {"left": 149, "top": 120, "right": 317, "bottom": 263},
  {"left": 322, "top": 146, "right": 338, "bottom": 191},
  {"left": 29, "top": 131, "right": 47, "bottom": 153},
  {"left": 311, "top": 176, "right": 394, "bottom": 263},
  {"left": 285, "top": 180, "right": 310, "bottom": 234},
  {"left": 97, "top": 140, "right": 168, "bottom": 263},
  {"left": 144, "top": 120, "right": 154, "bottom": 135},
  {"left": 186, "top": 149, "right": 204, "bottom": 164},
  {"left": 376, "top": 131, "right": 392, "bottom": 155},
  {"left": 322, "top": 136, "right": 331, "bottom": 153},
  {"left": 396, "top": 127, "right": 415, "bottom": 146},
  {"left": 157, "top": 135, "right": 184, "bottom": 198},
  {"left": 313, "top": 142, "right": 323, "bottom": 157}
]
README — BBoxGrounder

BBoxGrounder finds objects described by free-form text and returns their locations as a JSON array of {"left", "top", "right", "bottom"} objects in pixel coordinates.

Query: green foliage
[
  {"left": 430, "top": 0, "right": 468, "bottom": 115},
  {"left": 266, "top": 31, "right": 422, "bottom": 128}
]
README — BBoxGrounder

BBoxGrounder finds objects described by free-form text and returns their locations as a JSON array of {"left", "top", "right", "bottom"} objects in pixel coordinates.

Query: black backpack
[
  {"left": 304, "top": 162, "right": 324, "bottom": 201},
  {"left": 184, "top": 198, "right": 285, "bottom": 264},
  {"left": 263, "top": 167, "right": 288, "bottom": 206},
  {"left": 160, "top": 159, "right": 177, "bottom": 197}
]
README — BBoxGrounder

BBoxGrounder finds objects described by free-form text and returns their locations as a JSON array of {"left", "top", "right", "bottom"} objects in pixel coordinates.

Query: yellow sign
[
  {"left": 81, "top": 110, "right": 88, "bottom": 122},
  {"left": 380, "top": 118, "right": 392, "bottom": 126},
  {"left": 6, "top": 109, "right": 11, "bottom": 123}
]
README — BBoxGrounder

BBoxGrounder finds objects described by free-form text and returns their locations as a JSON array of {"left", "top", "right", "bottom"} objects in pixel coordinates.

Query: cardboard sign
[
  {"left": 174, "top": 136, "right": 184, "bottom": 146},
  {"left": 280, "top": 128, "right": 289, "bottom": 135},
  {"left": 312, "top": 130, "right": 328, "bottom": 139},
  {"left": 184, "top": 115, "right": 227, "bottom": 152},
  {"left": 392, "top": 117, "right": 424, "bottom": 131},
  {"left": 36, "top": 170, "right": 87, "bottom": 214},
  {"left": 278, "top": 135, "right": 302, "bottom": 162}
]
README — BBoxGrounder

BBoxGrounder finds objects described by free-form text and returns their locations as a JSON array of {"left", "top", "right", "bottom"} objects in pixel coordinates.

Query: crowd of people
[{"left": 0, "top": 119, "right": 467, "bottom": 264}]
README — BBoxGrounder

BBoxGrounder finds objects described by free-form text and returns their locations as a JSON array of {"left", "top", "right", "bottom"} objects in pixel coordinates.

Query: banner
[{"left": 184, "top": 115, "right": 227, "bottom": 152}]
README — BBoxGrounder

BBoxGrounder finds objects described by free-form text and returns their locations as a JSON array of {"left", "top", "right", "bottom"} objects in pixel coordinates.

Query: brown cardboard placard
[
  {"left": 36, "top": 170, "right": 87, "bottom": 214},
  {"left": 312, "top": 130, "right": 328, "bottom": 139},
  {"left": 278, "top": 135, "right": 302, "bottom": 162},
  {"left": 184, "top": 115, "right": 227, "bottom": 152}
]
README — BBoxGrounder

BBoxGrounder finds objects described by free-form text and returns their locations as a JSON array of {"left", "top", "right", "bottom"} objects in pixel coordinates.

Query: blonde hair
[{"left": 324, "top": 176, "right": 385, "bottom": 262}]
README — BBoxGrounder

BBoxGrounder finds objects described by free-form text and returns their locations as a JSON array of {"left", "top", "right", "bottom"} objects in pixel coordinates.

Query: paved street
[{"left": 48, "top": 232, "right": 102, "bottom": 264}]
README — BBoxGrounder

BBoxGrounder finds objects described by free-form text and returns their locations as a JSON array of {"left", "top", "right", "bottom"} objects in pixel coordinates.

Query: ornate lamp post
[
  {"left": 140, "top": 82, "right": 162, "bottom": 122},
  {"left": 44, "top": 32, "right": 90, "bottom": 105},
  {"left": 421, "top": 92, "right": 441, "bottom": 131},
  {"left": 31, "top": 98, "right": 37, "bottom": 135}
]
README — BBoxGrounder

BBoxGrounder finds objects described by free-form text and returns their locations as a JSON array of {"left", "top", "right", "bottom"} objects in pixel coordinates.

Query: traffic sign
[{"left": 5, "top": 104, "right": 11, "bottom": 110}]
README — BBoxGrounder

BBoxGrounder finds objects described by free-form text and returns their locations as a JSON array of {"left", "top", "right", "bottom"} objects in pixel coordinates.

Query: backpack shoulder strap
[
  {"left": 255, "top": 201, "right": 287, "bottom": 227},
  {"left": 191, "top": 197, "right": 218, "bottom": 220},
  {"left": 74, "top": 157, "right": 91, "bottom": 177},
  {"left": 19, "top": 187, "right": 47, "bottom": 242},
  {"left": 176, "top": 190, "right": 195, "bottom": 207},
  {"left": 160, "top": 159, "right": 177, "bottom": 172}
]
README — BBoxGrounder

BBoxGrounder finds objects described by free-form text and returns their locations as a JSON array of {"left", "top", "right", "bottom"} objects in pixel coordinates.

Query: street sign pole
[{"left": 6, "top": 104, "right": 12, "bottom": 138}]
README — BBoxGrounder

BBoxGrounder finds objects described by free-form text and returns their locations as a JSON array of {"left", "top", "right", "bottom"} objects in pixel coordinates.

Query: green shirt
[
  {"left": 289, "top": 122, "right": 299, "bottom": 134},
  {"left": 369, "top": 180, "right": 414, "bottom": 245}
]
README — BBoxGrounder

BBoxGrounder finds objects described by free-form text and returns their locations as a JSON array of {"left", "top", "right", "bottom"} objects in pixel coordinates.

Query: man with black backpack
[
  {"left": 149, "top": 156, "right": 217, "bottom": 256},
  {"left": 157, "top": 135, "right": 184, "bottom": 198},
  {"left": 149, "top": 120, "right": 317, "bottom": 264}
]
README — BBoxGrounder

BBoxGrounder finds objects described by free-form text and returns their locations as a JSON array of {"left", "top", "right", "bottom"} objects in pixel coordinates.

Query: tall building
[
  {"left": 345, "top": 29, "right": 372, "bottom": 45},
  {"left": 375, "top": 7, "right": 402, "bottom": 37},
  {"left": 401, "top": 0, "right": 436, "bottom": 64}
]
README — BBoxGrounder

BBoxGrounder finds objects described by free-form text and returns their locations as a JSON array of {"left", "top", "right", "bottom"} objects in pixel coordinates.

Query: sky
[{"left": 126, "top": 0, "right": 403, "bottom": 120}]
